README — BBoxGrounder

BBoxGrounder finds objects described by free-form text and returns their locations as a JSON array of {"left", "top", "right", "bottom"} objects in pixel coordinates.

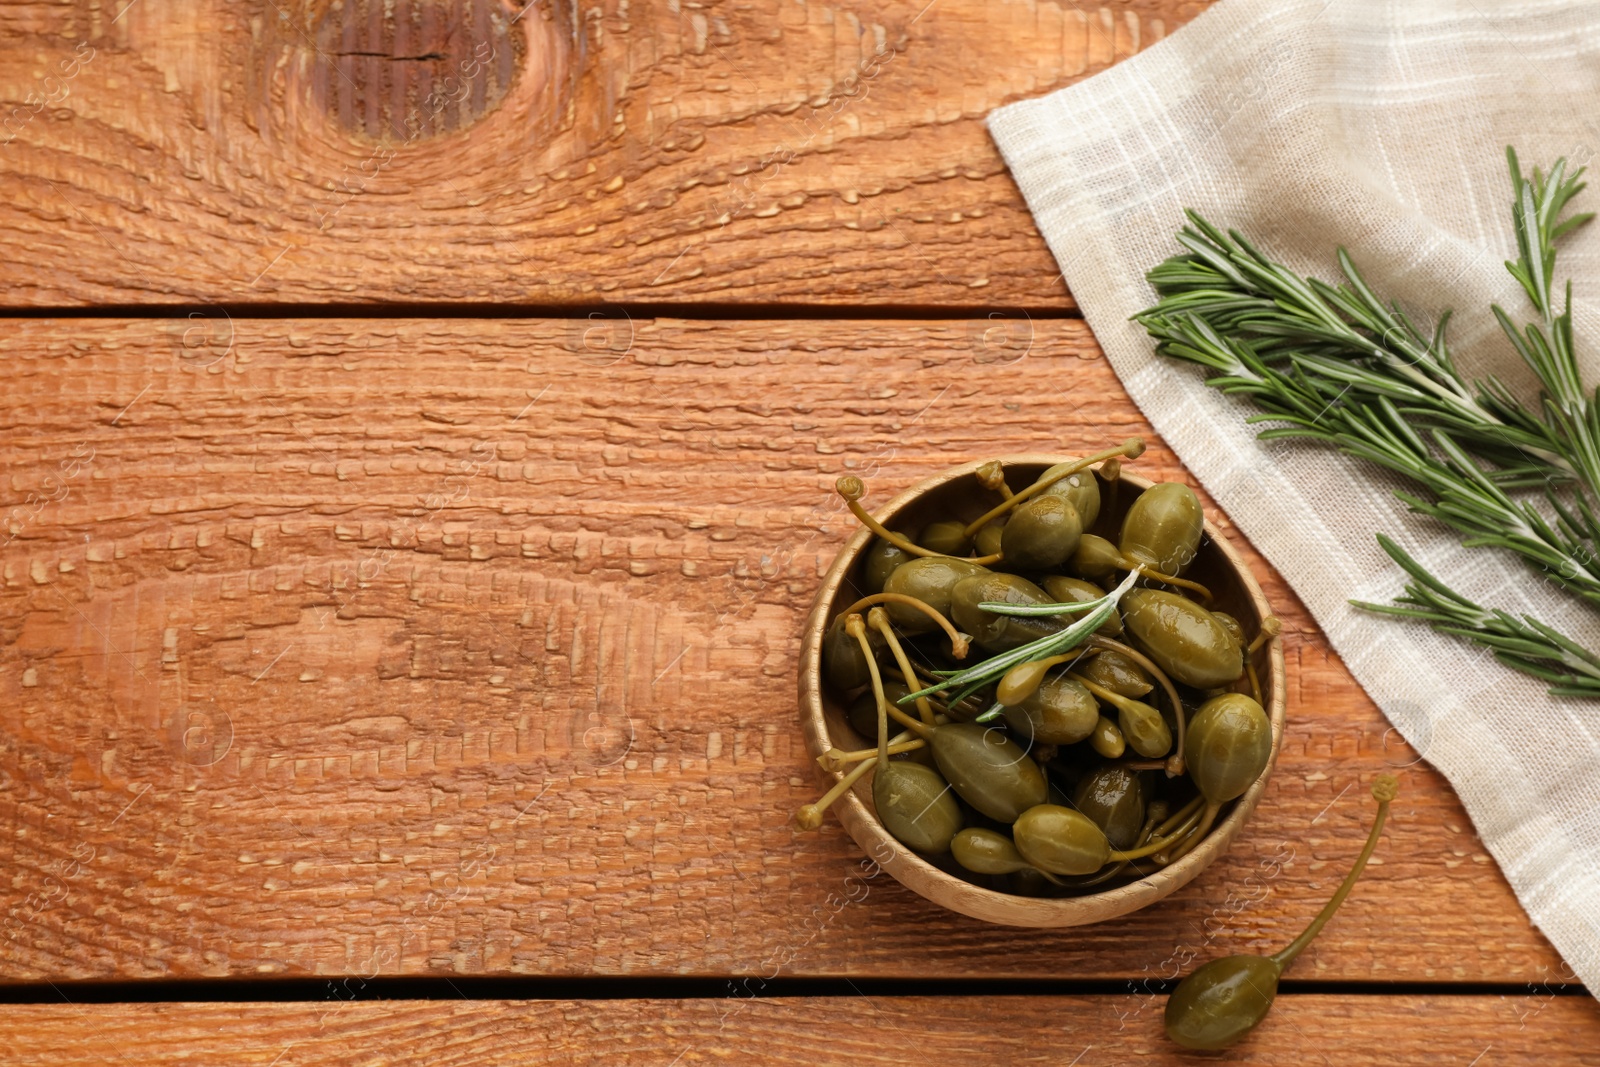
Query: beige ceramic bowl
[{"left": 797, "top": 456, "right": 1286, "bottom": 927}]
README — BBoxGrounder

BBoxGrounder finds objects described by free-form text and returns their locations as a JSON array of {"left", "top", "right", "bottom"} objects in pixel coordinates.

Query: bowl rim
[{"left": 797, "top": 454, "right": 1287, "bottom": 927}]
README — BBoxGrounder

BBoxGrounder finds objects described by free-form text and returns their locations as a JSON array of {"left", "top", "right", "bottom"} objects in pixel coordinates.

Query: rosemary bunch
[{"left": 1135, "top": 148, "right": 1600, "bottom": 698}]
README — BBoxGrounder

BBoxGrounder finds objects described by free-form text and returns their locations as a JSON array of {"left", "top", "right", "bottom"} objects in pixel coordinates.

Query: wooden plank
[
  {"left": 0, "top": 0, "right": 1215, "bottom": 307},
  {"left": 0, "top": 318, "right": 1561, "bottom": 982},
  {"left": 1, "top": 995, "right": 1595, "bottom": 1065}
]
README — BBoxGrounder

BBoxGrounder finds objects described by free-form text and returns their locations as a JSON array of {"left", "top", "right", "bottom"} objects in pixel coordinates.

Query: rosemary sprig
[
  {"left": 899, "top": 571, "right": 1140, "bottom": 708},
  {"left": 1136, "top": 148, "right": 1600, "bottom": 698},
  {"left": 1354, "top": 536, "right": 1600, "bottom": 698}
]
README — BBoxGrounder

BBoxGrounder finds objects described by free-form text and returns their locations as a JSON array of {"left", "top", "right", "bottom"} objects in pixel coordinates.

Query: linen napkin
[{"left": 989, "top": 0, "right": 1600, "bottom": 989}]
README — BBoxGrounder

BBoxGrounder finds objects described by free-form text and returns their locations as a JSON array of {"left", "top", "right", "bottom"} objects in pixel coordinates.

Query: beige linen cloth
[{"left": 990, "top": 0, "right": 1600, "bottom": 987}]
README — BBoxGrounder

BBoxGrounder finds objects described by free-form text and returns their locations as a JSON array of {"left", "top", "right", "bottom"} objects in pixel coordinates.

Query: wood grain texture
[
  {"left": 0, "top": 0, "right": 1215, "bottom": 307},
  {"left": 0, "top": 317, "right": 1563, "bottom": 982},
  {"left": 3, "top": 995, "right": 1598, "bottom": 1065}
]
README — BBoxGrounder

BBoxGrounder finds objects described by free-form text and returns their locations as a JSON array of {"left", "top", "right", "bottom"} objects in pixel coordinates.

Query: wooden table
[{"left": 0, "top": 1, "right": 1592, "bottom": 1063}]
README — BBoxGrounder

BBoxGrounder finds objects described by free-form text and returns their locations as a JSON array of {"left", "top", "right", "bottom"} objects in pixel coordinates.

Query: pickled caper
[
  {"left": 951, "top": 827, "right": 1035, "bottom": 875},
  {"left": 949, "top": 572, "right": 1059, "bottom": 652},
  {"left": 1090, "top": 714, "right": 1126, "bottom": 759},
  {"left": 1121, "top": 588, "right": 1242, "bottom": 689},
  {"left": 929, "top": 722, "right": 1048, "bottom": 822},
  {"left": 1166, "top": 778, "right": 1396, "bottom": 1050},
  {"left": 1001, "top": 675, "right": 1099, "bottom": 745},
  {"left": 823, "top": 615, "right": 885, "bottom": 693},
  {"left": 919, "top": 520, "right": 969, "bottom": 556},
  {"left": 974, "top": 517, "right": 1006, "bottom": 559},
  {"left": 1041, "top": 575, "right": 1124, "bottom": 637},
  {"left": 1039, "top": 461, "right": 1101, "bottom": 530},
  {"left": 882, "top": 557, "right": 988, "bottom": 633},
  {"left": 1077, "top": 647, "right": 1151, "bottom": 696},
  {"left": 1072, "top": 765, "right": 1146, "bottom": 851},
  {"left": 1186, "top": 693, "right": 1273, "bottom": 806},
  {"left": 1121, "top": 482, "right": 1204, "bottom": 577},
  {"left": 1000, "top": 494, "right": 1083, "bottom": 571},
  {"left": 873, "top": 761, "right": 963, "bottom": 853},
  {"left": 863, "top": 530, "right": 918, "bottom": 594}
]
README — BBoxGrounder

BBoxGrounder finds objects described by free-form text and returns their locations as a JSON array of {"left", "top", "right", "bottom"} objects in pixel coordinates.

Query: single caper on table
[{"left": 1166, "top": 777, "right": 1397, "bottom": 1050}]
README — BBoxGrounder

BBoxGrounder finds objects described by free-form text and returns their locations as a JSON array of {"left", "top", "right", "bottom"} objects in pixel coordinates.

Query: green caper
[
  {"left": 1118, "top": 698, "right": 1173, "bottom": 759},
  {"left": 1121, "top": 482, "right": 1204, "bottom": 577},
  {"left": 950, "top": 572, "right": 1058, "bottom": 652},
  {"left": 873, "top": 761, "right": 963, "bottom": 853},
  {"left": 882, "top": 556, "right": 988, "bottom": 634},
  {"left": 951, "top": 827, "right": 1033, "bottom": 875},
  {"left": 823, "top": 615, "right": 885, "bottom": 693},
  {"left": 1166, "top": 778, "right": 1397, "bottom": 1050},
  {"left": 1000, "top": 494, "right": 1083, "bottom": 571},
  {"left": 1089, "top": 714, "right": 1125, "bottom": 759},
  {"left": 1072, "top": 766, "right": 1145, "bottom": 850},
  {"left": 1068, "top": 533, "right": 1124, "bottom": 580},
  {"left": 1185, "top": 693, "right": 1273, "bottom": 804},
  {"left": 862, "top": 530, "right": 917, "bottom": 594},
  {"left": 1212, "top": 611, "right": 1246, "bottom": 649},
  {"left": 1077, "top": 647, "right": 1151, "bottom": 696},
  {"left": 920, "top": 520, "right": 969, "bottom": 556},
  {"left": 1041, "top": 575, "right": 1123, "bottom": 636},
  {"left": 1166, "top": 956, "right": 1281, "bottom": 1051},
  {"left": 1012, "top": 804, "right": 1111, "bottom": 876},
  {"left": 1040, "top": 461, "right": 1101, "bottom": 530},
  {"left": 974, "top": 517, "right": 1006, "bottom": 559},
  {"left": 847, "top": 680, "right": 912, "bottom": 739},
  {"left": 1121, "top": 588, "right": 1242, "bottom": 688},
  {"left": 1002, "top": 676, "right": 1099, "bottom": 745},
  {"left": 929, "top": 722, "right": 1048, "bottom": 821}
]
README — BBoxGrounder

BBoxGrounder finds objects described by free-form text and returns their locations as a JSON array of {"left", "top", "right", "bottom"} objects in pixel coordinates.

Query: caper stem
[
  {"left": 961, "top": 440, "right": 1145, "bottom": 541},
  {"left": 1156, "top": 794, "right": 1206, "bottom": 837},
  {"left": 1134, "top": 564, "right": 1214, "bottom": 602},
  {"left": 1068, "top": 671, "right": 1135, "bottom": 714},
  {"left": 1270, "top": 776, "right": 1396, "bottom": 968},
  {"left": 976, "top": 460, "right": 1015, "bottom": 501},
  {"left": 820, "top": 734, "right": 924, "bottom": 772},
  {"left": 796, "top": 750, "right": 879, "bottom": 830},
  {"left": 1108, "top": 811, "right": 1209, "bottom": 862},
  {"left": 847, "top": 615, "right": 893, "bottom": 767},
  {"left": 836, "top": 593, "right": 969, "bottom": 659},
  {"left": 1070, "top": 801, "right": 1167, "bottom": 886},
  {"left": 1248, "top": 615, "right": 1283, "bottom": 655},
  {"left": 1090, "top": 636, "right": 1188, "bottom": 777},
  {"left": 1158, "top": 802, "right": 1220, "bottom": 866},
  {"left": 869, "top": 608, "right": 937, "bottom": 725},
  {"left": 836, "top": 478, "right": 1005, "bottom": 569},
  {"left": 825, "top": 739, "right": 928, "bottom": 771}
]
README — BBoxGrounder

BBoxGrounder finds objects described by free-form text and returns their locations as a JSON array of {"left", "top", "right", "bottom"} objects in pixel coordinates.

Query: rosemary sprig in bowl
[{"left": 1135, "top": 148, "right": 1600, "bottom": 698}]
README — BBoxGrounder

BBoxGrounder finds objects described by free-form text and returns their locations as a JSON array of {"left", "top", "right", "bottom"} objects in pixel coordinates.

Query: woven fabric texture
[{"left": 990, "top": 0, "right": 1600, "bottom": 986}]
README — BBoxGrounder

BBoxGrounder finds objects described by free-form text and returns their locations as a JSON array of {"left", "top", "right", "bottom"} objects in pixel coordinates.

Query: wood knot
[{"left": 308, "top": 0, "right": 523, "bottom": 141}]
